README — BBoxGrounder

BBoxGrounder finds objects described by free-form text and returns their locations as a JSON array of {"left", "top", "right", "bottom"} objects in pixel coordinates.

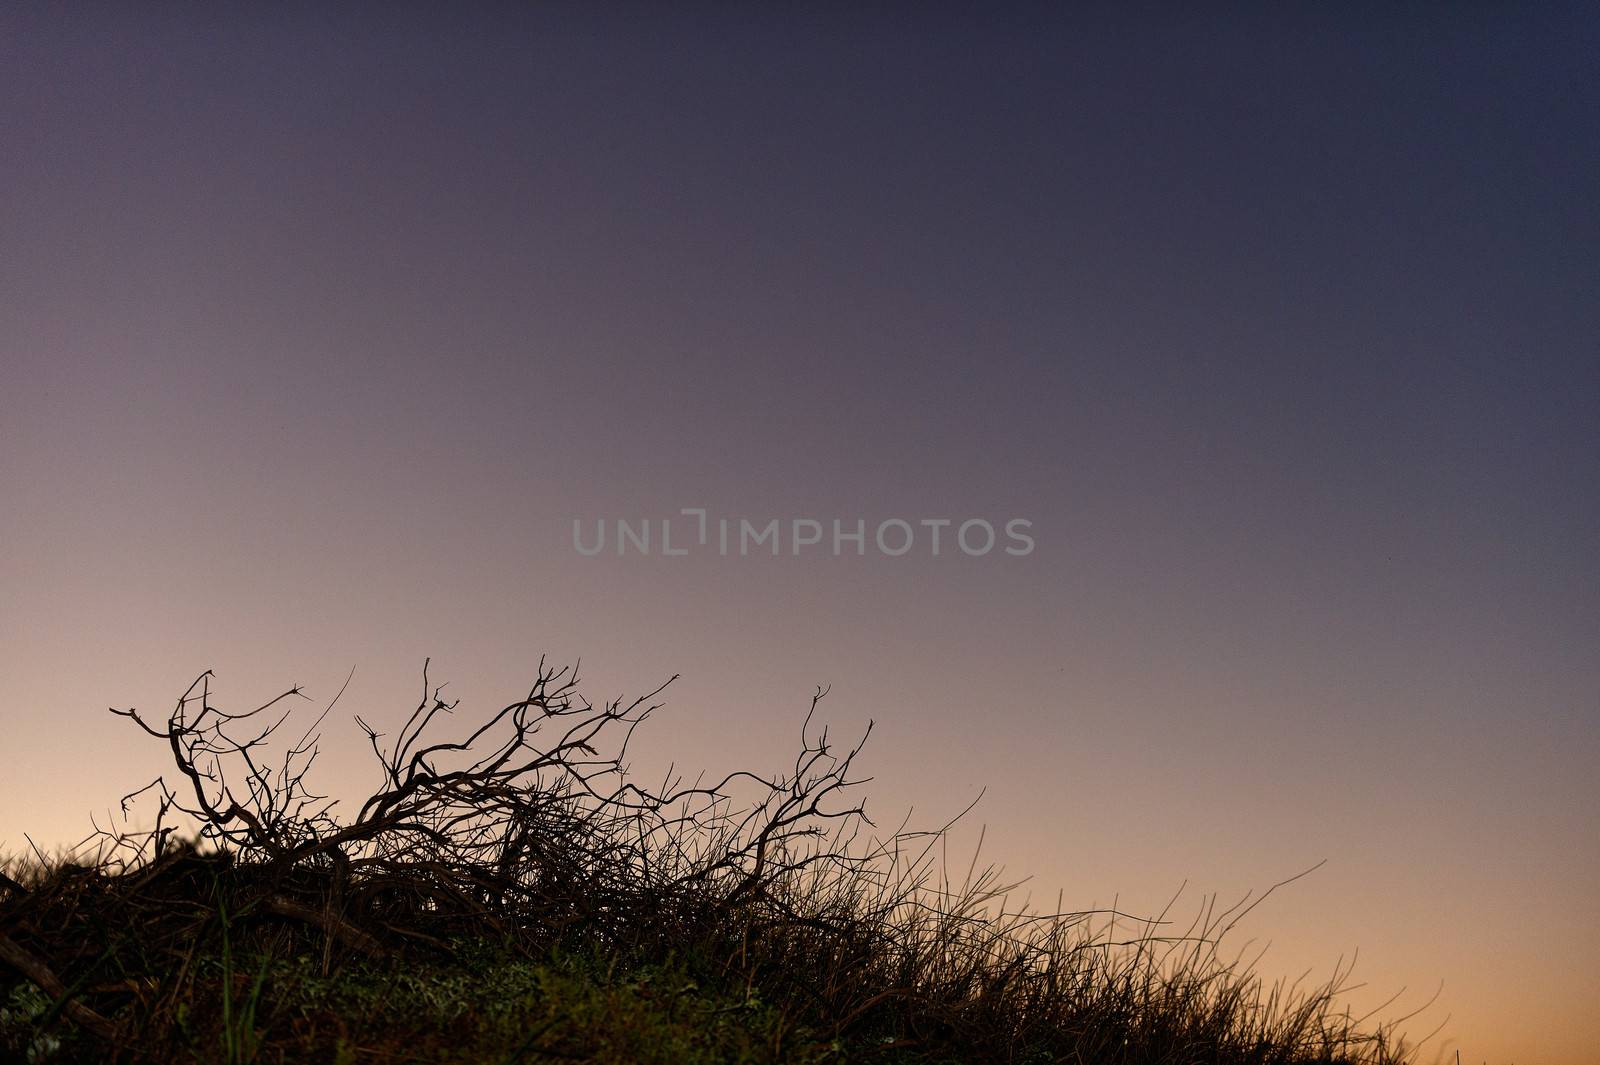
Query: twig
[{"left": 0, "top": 933, "right": 122, "bottom": 1043}]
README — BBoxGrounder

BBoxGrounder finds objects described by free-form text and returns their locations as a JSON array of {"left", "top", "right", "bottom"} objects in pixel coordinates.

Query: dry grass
[{"left": 1, "top": 661, "right": 1423, "bottom": 1063}]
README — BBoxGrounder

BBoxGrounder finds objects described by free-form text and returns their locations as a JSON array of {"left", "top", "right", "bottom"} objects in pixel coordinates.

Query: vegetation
[{"left": 1, "top": 661, "right": 1422, "bottom": 1062}]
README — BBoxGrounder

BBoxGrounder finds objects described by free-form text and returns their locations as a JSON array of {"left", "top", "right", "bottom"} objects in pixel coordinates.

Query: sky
[{"left": 2, "top": 6, "right": 1597, "bottom": 1062}]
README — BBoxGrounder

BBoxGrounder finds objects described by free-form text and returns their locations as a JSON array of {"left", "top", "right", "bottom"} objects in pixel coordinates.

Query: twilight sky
[{"left": 2, "top": 7, "right": 1597, "bottom": 1063}]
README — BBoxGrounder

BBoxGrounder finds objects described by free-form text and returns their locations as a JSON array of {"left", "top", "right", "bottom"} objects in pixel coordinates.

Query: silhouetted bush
[{"left": 1, "top": 662, "right": 1422, "bottom": 1062}]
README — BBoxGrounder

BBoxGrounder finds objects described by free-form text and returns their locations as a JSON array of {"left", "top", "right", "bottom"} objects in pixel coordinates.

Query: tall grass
[{"left": 0, "top": 662, "right": 1425, "bottom": 1062}]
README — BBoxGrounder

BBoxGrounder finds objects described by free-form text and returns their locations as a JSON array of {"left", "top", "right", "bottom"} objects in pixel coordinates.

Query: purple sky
[{"left": 2, "top": 8, "right": 1597, "bottom": 1062}]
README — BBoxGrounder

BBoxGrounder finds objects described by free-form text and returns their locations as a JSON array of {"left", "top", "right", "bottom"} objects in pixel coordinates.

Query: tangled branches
[
  {"left": 1, "top": 660, "right": 1425, "bottom": 1063},
  {"left": 95, "top": 660, "right": 876, "bottom": 952}
]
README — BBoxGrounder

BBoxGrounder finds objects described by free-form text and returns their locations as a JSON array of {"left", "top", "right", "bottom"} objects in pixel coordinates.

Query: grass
[
  {"left": 0, "top": 662, "right": 1422, "bottom": 1063},
  {"left": 3, "top": 937, "right": 828, "bottom": 1064}
]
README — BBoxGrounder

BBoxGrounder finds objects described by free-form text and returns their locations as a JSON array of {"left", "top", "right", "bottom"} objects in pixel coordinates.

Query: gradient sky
[{"left": 2, "top": 7, "right": 1597, "bottom": 1063}]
